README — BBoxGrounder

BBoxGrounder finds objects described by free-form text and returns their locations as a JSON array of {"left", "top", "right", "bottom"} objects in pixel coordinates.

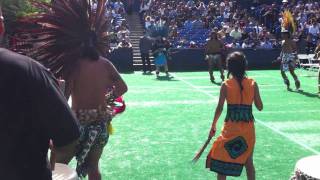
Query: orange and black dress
[{"left": 206, "top": 77, "right": 256, "bottom": 176}]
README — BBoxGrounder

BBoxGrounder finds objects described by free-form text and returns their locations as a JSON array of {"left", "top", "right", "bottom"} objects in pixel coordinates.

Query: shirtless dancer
[
  {"left": 17, "top": 1, "right": 128, "bottom": 180},
  {"left": 205, "top": 31, "right": 225, "bottom": 83},
  {"left": 279, "top": 31, "right": 300, "bottom": 90}
]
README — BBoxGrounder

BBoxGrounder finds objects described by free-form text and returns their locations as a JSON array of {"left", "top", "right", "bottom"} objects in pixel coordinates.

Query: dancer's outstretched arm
[{"left": 254, "top": 82, "right": 263, "bottom": 111}]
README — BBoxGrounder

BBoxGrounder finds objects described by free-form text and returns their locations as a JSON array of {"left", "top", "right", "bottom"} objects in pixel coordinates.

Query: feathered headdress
[
  {"left": 16, "top": 0, "right": 110, "bottom": 77},
  {"left": 281, "top": 10, "right": 296, "bottom": 34}
]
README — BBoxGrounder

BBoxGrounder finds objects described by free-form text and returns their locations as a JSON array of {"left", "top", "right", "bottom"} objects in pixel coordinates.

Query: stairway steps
[{"left": 127, "top": 13, "right": 152, "bottom": 67}]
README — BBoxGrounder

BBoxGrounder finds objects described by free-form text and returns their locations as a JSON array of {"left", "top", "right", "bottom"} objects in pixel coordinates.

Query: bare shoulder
[
  {"left": 99, "top": 56, "right": 115, "bottom": 70},
  {"left": 221, "top": 82, "right": 227, "bottom": 90}
]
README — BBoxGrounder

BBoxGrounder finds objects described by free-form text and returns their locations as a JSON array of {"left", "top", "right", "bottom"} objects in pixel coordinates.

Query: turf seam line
[{"left": 171, "top": 73, "right": 320, "bottom": 155}]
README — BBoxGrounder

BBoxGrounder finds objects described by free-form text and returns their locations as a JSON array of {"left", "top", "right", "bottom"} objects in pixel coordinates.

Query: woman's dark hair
[{"left": 227, "top": 51, "right": 247, "bottom": 92}]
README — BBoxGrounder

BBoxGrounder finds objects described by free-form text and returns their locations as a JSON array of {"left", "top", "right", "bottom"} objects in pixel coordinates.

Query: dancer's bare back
[
  {"left": 282, "top": 39, "right": 296, "bottom": 53},
  {"left": 67, "top": 57, "right": 127, "bottom": 110}
]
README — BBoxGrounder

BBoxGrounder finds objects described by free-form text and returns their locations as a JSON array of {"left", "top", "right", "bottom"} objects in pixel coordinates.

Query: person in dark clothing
[
  {"left": 139, "top": 34, "right": 153, "bottom": 73},
  {"left": 0, "top": 48, "right": 80, "bottom": 180}
]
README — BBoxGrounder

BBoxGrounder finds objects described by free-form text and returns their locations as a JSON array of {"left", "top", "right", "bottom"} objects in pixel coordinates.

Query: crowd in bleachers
[
  {"left": 103, "top": 0, "right": 132, "bottom": 49},
  {"left": 140, "top": 0, "right": 320, "bottom": 51},
  {"left": 8, "top": 0, "right": 132, "bottom": 52},
  {"left": 253, "top": 0, "right": 320, "bottom": 53}
]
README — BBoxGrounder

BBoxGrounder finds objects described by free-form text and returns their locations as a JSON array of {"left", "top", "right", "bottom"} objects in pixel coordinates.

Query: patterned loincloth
[
  {"left": 281, "top": 53, "right": 296, "bottom": 71},
  {"left": 75, "top": 91, "right": 115, "bottom": 178}
]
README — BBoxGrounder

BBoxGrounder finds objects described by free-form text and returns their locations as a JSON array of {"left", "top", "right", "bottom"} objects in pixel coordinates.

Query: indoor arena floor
[{"left": 71, "top": 69, "right": 320, "bottom": 180}]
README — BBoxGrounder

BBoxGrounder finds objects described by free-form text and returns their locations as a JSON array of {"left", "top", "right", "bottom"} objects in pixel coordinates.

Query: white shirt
[
  {"left": 242, "top": 42, "right": 251, "bottom": 48},
  {"left": 114, "top": 2, "right": 124, "bottom": 11},
  {"left": 223, "top": 11, "right": 230, "bottom": 19},
  {"left": 260, "top": 41, "right": 273, "bottom": 49},
  {"left": 308, "top": 25, "right": 320, "bottom": 36}
]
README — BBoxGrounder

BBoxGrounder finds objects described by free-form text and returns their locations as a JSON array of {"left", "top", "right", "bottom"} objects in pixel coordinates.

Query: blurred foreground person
[{"left": 0, "top": 48, "right": 79, "bottom": 179}]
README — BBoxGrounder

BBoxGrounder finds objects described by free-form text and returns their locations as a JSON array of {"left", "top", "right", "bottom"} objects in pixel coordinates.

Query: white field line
[
  {"left": 125, "top": 100, "right": 319, "bottom": 111},
  {"left": 126, "top": 99, "right": 217, "bottom": 107},
  {"left": 171, "top": 73, "right": 320, "bottom": 155},
  {"left": 258, "top": 110, "right": 320, "bottom": 114},
  {"left": 179, "top": 76, "right": 210, "bottom": 80},
  {"left": 128, "top": 88, "right": 221, "bottom": 94}
]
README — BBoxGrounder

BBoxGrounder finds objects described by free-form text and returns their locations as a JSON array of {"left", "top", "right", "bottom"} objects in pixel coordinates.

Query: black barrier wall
[
  {"left": 168, "top": 48, "right": 281, "bottom": 71},
  {"left": 108, "top": 48, "right": 281, "bottom": 72},
  {"left": 108, "top": 47, "right": 134, "bottom": 72}
]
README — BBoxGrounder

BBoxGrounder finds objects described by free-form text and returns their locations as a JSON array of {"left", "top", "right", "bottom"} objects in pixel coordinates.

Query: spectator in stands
[
  {"left": 223, "top": 9, "right": 231, "bottom": 22},
  {"left": 205, "top": 31, "right": 225, "bottom": 83},
  {"left": 139, "top": 33, "right": 154, "bottom": 73},
  {"left": 230, "top": 26, "right": 242, "bottom": 40},
  {"left": 242, "top": 38, "right": 253, "bottom": 48},
  {"left": 192, "top": 17, "right": 204, "bottom": 29},
  {"left": 218, "top": 26, "right": 228, "bottom": 39},
  {"left": 223, "top": 32, "right": 234, "bottom": 45},
  {"left": 228, "top": 40, "right": 241, "bottom": 49},
  {"left": 184, "top": 17, "right": 193, "bottom": 29},
  {"left": 306, "top": 33, "right": 316, "bottom": 54},
  {"left": 187, "top": 0, "right": 195, "bottom": 7},
  {"left": 114, "top": 0, "right": 124, "bottom": 13},
  {"left": 145, "top": 16, "right": 152, "bottom": 29},
  {"left": 313, "top": 42, "right": 320, "bottom": 94},
  {"left": 117, "top": 21, "right": 130, "bottom": 44},
  {"left": 117, "top": 38, "right": 132, "bottom": 48},
  {"left": 308, "top": 20, "right": 320, "bottom": 37},
  {"left": 259, "top": 37, "right": 273, "bottom": 49},
  {"left": 147, "top": 20, "right": 157, "bottom": 36},
  {"left": 198, "top": 2, "right": 207, "bottom": 15},
  {"left": 140, "top": 0, "right": 151, "bottom": 16}
]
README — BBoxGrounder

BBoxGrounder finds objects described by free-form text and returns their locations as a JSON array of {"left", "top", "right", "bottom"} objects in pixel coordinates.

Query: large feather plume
[
  {"left": 16, "top": 0, "right": 110, "bottom": 77},
  {"left": 282, "top": 10, "right": 296, "bottom": 34}
]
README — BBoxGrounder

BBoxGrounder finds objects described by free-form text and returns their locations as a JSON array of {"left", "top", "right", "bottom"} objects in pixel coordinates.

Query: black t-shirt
[{"left": 0, "top": 48, "right": 80, "bottom": 180}]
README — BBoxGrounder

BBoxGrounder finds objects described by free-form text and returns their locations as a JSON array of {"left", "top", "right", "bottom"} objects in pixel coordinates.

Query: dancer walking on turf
[
  {"left": 17, "top": 1, "right": 128, "bottom": 179},
  {"left": 152, "top": 37, "right": 170, "bottom": 78},
  {"left": 205, "top": 51, "right": 263, "bottom": 180},
  {"left": 205, "top": 31, "right": 225, "bottom": 83},
  {"left": 279, "top": 11, "right": 300, "bottom": 91}
]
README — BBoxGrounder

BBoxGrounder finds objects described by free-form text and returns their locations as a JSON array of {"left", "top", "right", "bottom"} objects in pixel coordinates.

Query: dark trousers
[{"left": 141, "top": 52, "right": 151, "bottom": 72}]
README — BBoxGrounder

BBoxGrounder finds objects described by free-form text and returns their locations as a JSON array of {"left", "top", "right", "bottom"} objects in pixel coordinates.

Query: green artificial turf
[{"left": 71, "top": 69, "right": 320, "bottom": 180}]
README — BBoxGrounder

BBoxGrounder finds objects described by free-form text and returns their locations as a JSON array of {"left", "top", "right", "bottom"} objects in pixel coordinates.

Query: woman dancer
[{"left": 206, "top": 51, "right": 263, "bottom": 180}]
